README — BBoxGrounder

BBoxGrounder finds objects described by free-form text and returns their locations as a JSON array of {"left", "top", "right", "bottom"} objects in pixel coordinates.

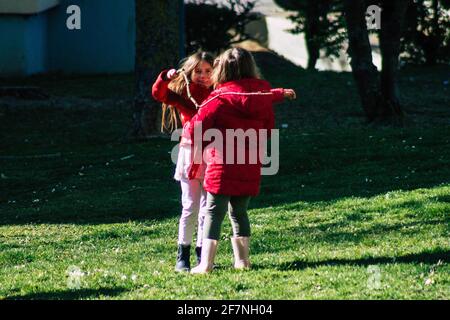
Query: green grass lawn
[{"left": 0, "top": 54, "right": 449, "bottom": 299}]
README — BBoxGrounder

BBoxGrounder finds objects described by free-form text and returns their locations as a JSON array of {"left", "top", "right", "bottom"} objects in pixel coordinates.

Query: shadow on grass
[
  {"left": 288, "top": 218, "right": 446, "bottom": 246},
  {"left": 0, "top": 206, "right": 181, "bottom": 226},
  {"left": 253, "top": 248, "right": 449, "bottom": 271},
  {"left": 5, "top": 287, "right": 128, "bottom": 300},
  {"left": 250, "top": 218, "right": 447, "bottom": 255}
]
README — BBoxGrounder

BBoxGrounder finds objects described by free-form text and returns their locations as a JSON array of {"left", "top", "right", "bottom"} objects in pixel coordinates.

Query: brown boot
[{"left": 231, "top": 236, "right": 251, "bottom": 269}]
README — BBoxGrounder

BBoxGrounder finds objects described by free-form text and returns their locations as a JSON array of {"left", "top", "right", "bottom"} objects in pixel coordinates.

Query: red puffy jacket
[{"left": 187, "top": 78, "right": 284, "bottom": 196}]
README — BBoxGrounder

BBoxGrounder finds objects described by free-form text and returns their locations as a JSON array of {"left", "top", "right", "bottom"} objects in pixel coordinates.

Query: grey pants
[{"left": 203, "top": 192, "right": 251, "bottom": 240}]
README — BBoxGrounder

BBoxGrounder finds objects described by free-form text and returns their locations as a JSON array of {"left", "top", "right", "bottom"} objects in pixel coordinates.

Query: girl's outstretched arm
[{"left": 270, "top": 88, "right": 297, "bottom": 104}]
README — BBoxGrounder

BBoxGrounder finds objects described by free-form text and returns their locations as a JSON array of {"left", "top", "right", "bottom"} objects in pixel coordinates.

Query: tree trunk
[
  {"left": 274, "top": 0, "right": 320, "bottom": 70},
  {"left": 305, "top": 1, "right": 320, "bottom": 70},
  {"left": 379, "top": 0, "right": 409, "bottom": 119},
  {"left": 132, "top": 0, "right": 182, "bottom": 139},
  {"left": 343, "top": 0, "right": 380, "bottom": 121}
]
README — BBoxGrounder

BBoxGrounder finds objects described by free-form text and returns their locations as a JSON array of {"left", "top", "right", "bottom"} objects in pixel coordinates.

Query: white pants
[
  {"left": 175, "top": 144, "right": 207, "bottom": 247},
  {"left": 179, "top": 176, "right": 207, "bottom": 247}
]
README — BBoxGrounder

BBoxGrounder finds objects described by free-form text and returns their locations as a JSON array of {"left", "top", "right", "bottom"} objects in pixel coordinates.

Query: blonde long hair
[{"left": 161, "top": 52, "right": 214, "bottom": 133}]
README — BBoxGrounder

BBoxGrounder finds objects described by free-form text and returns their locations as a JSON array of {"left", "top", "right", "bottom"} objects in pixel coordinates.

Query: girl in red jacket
[
  {"left": 189, "top": 48, "right": 297, "bottom": 274},
  {"left": 152, "top": 52, "right": 215, "bottom": 272}
]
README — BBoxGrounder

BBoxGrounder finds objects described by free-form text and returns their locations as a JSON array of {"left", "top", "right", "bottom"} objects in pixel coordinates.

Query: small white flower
[{"left": 67, "top": 266, "right": 85, "bottom": 289}]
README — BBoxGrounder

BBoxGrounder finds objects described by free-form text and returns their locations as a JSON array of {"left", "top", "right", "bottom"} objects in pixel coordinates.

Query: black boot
[
  {"left": 195, "top": 246, "right": 202, "bottom": 266},
  {"left": 175, "top": 244, "right": 191, "bottom": 272}
]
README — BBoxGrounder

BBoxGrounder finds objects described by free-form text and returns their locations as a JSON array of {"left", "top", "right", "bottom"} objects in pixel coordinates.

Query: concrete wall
[
  {"left": 0, "top": 16, "right": 28, "bottom": 75},
  {"left": 46, "top": 0, "right": 136, "bottom": 74},
  {"left": 0, "top": 13, "right": 48, "bottom": 75},
  {"left": 0, "top": 0, "right": 136, "bottom": 76},
  {"left": 25, "top": 13, "right": 48, "bottom": 74}
]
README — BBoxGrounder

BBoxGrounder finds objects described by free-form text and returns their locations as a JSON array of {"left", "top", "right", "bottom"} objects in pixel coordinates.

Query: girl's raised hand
[
  {"left": 167, "top": 69, "right": 178, "bottom": 80},
  {"left": 283, "top": 89, "right": 297, "bottom": 100}
]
